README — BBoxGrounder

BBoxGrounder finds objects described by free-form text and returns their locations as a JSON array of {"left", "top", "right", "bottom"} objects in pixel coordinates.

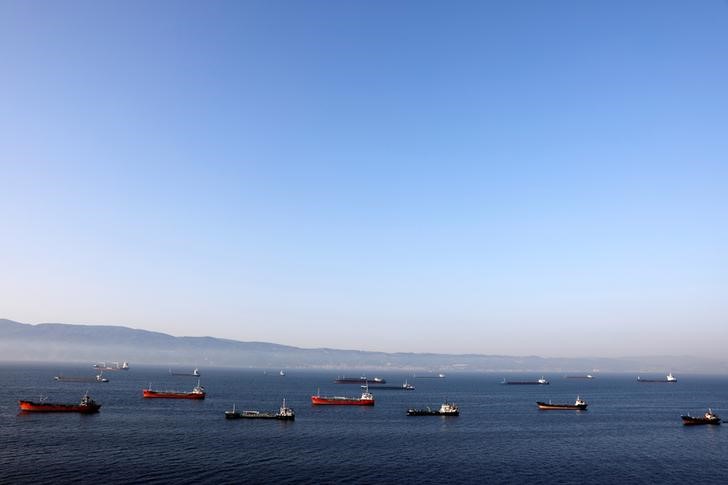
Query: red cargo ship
[
  {"left": 18, "top": 393, "right": 101, "bottom": 413},
  {"left": 143, "top": 381, "right": 206, "bottom": 399},
  {"left": 311, "top": 387, "right": 374, "bottom": 405}
]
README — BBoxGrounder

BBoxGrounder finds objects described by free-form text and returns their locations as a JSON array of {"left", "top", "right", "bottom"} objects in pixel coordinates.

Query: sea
[{"left": 1, "top": 363, "right": 727, "bottom": 484}]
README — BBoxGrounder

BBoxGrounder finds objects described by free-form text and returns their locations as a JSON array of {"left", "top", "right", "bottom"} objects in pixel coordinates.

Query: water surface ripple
[{"left": 1, "top": 364, "right": 726, "bottom": 483}]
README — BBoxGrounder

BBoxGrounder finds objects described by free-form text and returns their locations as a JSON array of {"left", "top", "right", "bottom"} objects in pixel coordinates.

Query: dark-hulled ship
[
  {"left": 225, "top": 399, "right": 295, "bottom": 420},
  {"left": 681, "top": 409, "right": 721, "bottom": 426},
  {"left": 54, "top": 373, "right": 108, "bottom": 383},
  {"left": 502, "top": 377, "right": 549, "bottom": 385},
  {"left": 637, "top": 373, "right": 677, "bottom": 383},
  {"left": 361, "top": 381, "right": 414, "bottom": 390},
  {"left": 536, "top": 396, "right": 588, "bottom": 410},
  {"left": 170, "top": 368, "right": 200, "bottom": 377},
  {"left": 407, "top": 402, "right": 459, "bottom": 416},
  {"left": 334, "top": 376, "right": 386, "bottom": 384}
]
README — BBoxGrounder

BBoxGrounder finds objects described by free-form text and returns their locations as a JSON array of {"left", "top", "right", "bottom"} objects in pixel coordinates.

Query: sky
[{"left": 1, "top": 0, "right": 727, "bottom": 358}]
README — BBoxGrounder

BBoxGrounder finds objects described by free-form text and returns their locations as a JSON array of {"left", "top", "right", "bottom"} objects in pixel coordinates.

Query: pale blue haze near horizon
[{"left": 1, "top": 1, "right": 727, "bottom": 358}]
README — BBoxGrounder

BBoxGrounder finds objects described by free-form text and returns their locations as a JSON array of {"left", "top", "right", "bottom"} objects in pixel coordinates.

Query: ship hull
[
  {"left": 94, "top": 365, "right": 128, "bottom": 371},
  {"left": 18, "top": 400, "right": 101, "bottom": 413},
  {"left": 142, "top": 390, "right": 205, "bottom": 399},
  {"left": 54, "top": 377, "right": 107, "bottom": 383},
  {"left": 311, "top": 396, "right": 374, "bottom": 405},
  {"left": 681, "top": 416, "right": 721, "bottom": 425},
  {"left": 225, "top": 412, "right": 294, "bottom": 420},
  {"left": 361, "top": 385, "right": 414, "bottom": 390},
  {"left": 334, "top": 378, "right": 386, "bottom": 385},
  {"left": 407, "top": 410, "right": 459, "bottom": 416},
  {"left": 536, "top": 402, "right": 588, "bottom": 410}
]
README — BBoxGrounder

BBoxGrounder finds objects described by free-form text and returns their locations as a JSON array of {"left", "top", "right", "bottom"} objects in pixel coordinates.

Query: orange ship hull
[
  {"left": 311, "top": 395, "right": 374, "bottom": 405},
  {"left": 18, "top": 400, "right": 101, "bottom": 413},
  {"left": 142, "top": 390, "right": 205, "bottom": 399}
]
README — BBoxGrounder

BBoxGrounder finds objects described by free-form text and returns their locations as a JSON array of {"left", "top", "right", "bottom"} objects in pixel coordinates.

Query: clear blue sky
[{"left": 1, "top": 0, "right": 726, "bottom": 358}]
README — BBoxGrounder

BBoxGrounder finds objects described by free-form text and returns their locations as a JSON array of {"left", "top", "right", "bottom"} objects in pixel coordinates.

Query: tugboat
[
  {"left": 681, "top": 409, "right": 721, "bottom": 426},
  {"left": 537, "top": 396, "right": 588, "bottom": 410},
  {"left": 407, "top": 401, "right": 459, "bottom": 416},
  {"left": 311, "top": 386, "right": 375, "bottom": 405},
  {"left": 502, "top": 376, "right": 550, "bottom": 385},
  {"left": 225, "top": 398, "right": 295, "bottom": 420},
  {"left": 18, "top": 392, "right": 101, "bottom": 413},
  {"left": 637, "top": 372, "right": 677, "bottom": 383},
  {"left": 142, "top": 380, "right": 206, "bottom": 399}
]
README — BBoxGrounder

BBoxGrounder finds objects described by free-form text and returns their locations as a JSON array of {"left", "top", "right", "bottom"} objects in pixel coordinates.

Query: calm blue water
[{"left": 1, "top": 363, "right": 727, "bottom": 484}]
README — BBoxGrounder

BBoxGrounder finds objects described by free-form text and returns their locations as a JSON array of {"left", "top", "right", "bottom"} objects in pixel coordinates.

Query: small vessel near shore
[
  {"left": 537, "top": 396, "right": 588, "bottom": 410},
  {"left": 334, "top": 376, "right": 386, "bottom": 384},
  {"left": 169, "top": 368, "right": 200, "bottom": 377},
  {"left": 681, "top": 409, "right": 721, "bottom": 426},
  {"left": 143, "top": 380, "right": 206, "bottom": 399},
  {"left": 502, "top": 377, "right": 550, "bottom": 385},
  {"left": 565, "top": 375, "right": 593, "bottom": 379},
  {"left": 312, "top": 387, "right": 375, "bottom": 405},
  {"left": 407, "top": 401, "right": 459, "bottom": 416},
  {"left": 54, "top": 373, "right": 109, "bottom": 383},
  {"left": 19, "top": 392, "right": 101, "bottom": 413},
  {"left": 225, "top": 399, "right": 295, "bottom": 420},
  {"left": 637, "top": 372, "right": 677, "bottom": 383}
]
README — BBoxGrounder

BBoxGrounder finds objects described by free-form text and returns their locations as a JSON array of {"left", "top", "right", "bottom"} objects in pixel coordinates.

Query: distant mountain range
[{"left": 1, "top": 318, "right": 726, "bottom": 373}]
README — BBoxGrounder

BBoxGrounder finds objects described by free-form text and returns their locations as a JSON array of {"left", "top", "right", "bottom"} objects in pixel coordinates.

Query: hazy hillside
[{"left": 1, "top": 319, "right": 725, "bottom": 373}]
